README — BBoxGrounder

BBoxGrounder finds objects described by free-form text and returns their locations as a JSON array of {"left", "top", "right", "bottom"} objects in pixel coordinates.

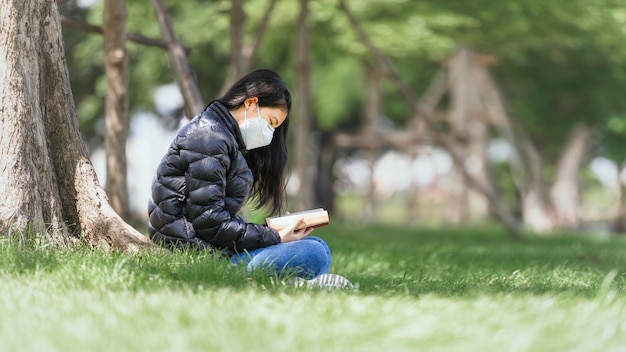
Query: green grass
[{"left": 2, "top": 223, "right": 626, "bottom": 351}]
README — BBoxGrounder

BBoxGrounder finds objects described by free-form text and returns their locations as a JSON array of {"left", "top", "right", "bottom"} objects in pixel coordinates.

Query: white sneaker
[
  {"left": 310, "top": 273, "right": 354, "bottom": 289},
  {"left": 305, "top": 273, "right": 354, "bottom": 289}
]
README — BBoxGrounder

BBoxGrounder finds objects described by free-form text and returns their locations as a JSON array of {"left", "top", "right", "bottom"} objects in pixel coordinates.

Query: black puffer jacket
[{"left": 147, "top": 101, "right": 281, "bottom": 256}]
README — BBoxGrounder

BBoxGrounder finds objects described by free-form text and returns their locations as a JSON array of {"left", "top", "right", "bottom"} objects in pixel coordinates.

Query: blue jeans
[{"left": 230, "top": 236, "right": 331, "bottom": 278}]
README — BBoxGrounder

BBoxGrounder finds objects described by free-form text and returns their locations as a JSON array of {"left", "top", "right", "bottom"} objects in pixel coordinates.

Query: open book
[{"left": 266, "top": 208, "right": 329, "bottom": 231}]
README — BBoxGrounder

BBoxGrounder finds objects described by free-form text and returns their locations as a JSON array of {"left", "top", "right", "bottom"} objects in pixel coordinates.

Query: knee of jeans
[
  {"left": 302, "top": 236, "right": 330, "bottom": 254},
  {"left": 304, "top": 240, "right": 331, "bottom": 276}
]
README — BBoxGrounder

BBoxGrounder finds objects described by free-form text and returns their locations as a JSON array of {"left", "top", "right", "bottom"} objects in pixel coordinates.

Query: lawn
[{"left": 2, "top": 222, "right": 626, "bottom": 351}]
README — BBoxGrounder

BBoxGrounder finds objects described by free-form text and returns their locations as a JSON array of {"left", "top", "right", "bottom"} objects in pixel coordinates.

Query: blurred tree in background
[
  {"left": 58, "top": 0, "right": 626, "bottom": 233},
  {"left": 62, "top": 0, "right": 626, "bottom": 150}
]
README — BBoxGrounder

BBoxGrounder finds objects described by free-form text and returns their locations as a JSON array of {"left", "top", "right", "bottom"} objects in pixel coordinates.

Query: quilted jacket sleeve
[{"left": 178, "top": 123, "right": 280, "bottom": 253}]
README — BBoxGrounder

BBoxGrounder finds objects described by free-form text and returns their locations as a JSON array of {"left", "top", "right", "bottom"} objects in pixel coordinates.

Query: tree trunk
[
  {"left": 293, "top": 0, "right": 312, "bottom": 210},
  {"left": 219, "top": 0, "right": 278, "bottom": 96},
  {"left": 611, "top": 163, "right": 625, "bottom": 233},
  {"left": 550, "top": 124, "right": 592, "bottom": 229},
  {"left": 474, "top": 58, "right": 554, "bottom": 232},
  {"left": 519, "top": 135, "right": 555, "bottom": 232},
  {"left": 220, "top": 0, "right": 245, "bottom": 95},
  {"left": 447, "top": 47, "right": 492, "bottom": 223},
  {"left": 313, "top": 132, "right": 336, "bottom": 213},
  {"left": 152, "top": 0, "right": 204, "bottom": 118},
  {"left": 0, "top": 0, "right": 152, "bottom": 251},
  {"left": 241, "top": 0, "right": 278, "bottom": 72},
  {"left": 60, "top": 15, "right": 186, "bottom": 53},
  {"left": 103, "top": 0, "right": 130, "bottom": 220},
  {"left": 446, "top": 48, "right": 470, "bottom": 223},
  {"left": 339, "top": 0, "right": 521, "bottom": 238}
]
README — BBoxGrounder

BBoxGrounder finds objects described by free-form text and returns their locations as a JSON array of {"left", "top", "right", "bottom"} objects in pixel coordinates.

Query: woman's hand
[{"left": 277, "top": 217, "right": 314, "bottom": 243}]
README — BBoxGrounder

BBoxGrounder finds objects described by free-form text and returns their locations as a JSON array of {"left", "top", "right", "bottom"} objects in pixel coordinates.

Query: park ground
[{"left": 2, "top": 222, "right": 626, "bottom": 351}]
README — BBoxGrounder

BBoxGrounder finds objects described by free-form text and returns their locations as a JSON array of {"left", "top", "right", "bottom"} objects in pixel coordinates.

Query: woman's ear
[{"left": 244, "top": 97, "right": 259, "bottom": 110}]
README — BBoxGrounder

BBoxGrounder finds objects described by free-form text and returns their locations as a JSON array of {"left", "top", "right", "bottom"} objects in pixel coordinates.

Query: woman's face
[{"left": 256, "top": 105, "right": 288, "bottom": 129}]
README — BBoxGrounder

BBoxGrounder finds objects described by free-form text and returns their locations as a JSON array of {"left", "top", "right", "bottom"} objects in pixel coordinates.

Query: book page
[{"left": 266, "top": 208, "right": 329, "bottom": 230}]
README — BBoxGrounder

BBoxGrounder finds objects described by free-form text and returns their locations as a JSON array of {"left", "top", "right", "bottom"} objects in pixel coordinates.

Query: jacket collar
[{"left": 204, "top": 100, "right": 247, "bottom": 153}]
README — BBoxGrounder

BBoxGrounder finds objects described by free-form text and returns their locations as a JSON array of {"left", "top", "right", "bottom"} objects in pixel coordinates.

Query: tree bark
[
  {"left": 447, "top": 47, "right": 494, "bottom": 223},
  {"left": 0, "top": 0, "right": 152, "bottom": 251},
  {"left": 550, "top": 124, "right": 592, "bottom": 229},
  {"left": 103, "top": 0, "right": 130, "bottom": 220},
  {"left": 220, "top": 0, "right": 245, "bottom": 95},
  {"left": 294, "top": 0, "right": 313, "bottom": 210},
  {"left": 219, "top": 0, "right": 278, "bottom": 96},
  {"left": 611, "top": 163, "right": 625, "bottom": 233},
  {"left": 446, "top": 48, "right": 470, "bottom": 223},
  {"left": 474, "top": 59, "right": 555, "bottom": 232},
  {"left": 241, "top": 0, "right": 278, "bottom": 72},
  {"left": 152, "top": 0, "right": 204, "bottom": 118},
  {"left": 339, "top": 0, "right": 522, "bottom": 238},
  {"left": 60, "top": 15, "right": 191, "bottom": 54}
]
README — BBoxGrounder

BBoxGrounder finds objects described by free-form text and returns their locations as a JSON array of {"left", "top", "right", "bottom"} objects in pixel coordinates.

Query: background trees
[{"left": 42, "top": 0, "right": 626, "bottom": 237}]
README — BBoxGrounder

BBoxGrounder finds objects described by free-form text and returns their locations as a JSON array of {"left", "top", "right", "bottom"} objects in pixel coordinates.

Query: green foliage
[
  {"left": 449, "top": 0, "right": 626, "bottom": 161},
  {"left": 3, "top": 223, "right": 626, "bottom": 350},
  {"left": 63, "top": 0, "right": 626, "bottom": 164},
  {"left": 311, "top": 58, "right": 364, "bottom": 130}
]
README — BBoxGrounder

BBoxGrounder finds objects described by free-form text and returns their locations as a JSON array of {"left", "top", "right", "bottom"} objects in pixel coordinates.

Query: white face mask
[{"left": 239, "top": 103, "right": 275, "bottom": 150}]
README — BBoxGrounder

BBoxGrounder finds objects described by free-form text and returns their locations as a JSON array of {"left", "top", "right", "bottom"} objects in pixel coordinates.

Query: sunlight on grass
[
  {"left": 2, "top": 223, "right": 626, "bottom": 351},
  {"left": 3, "top": 280, "right": 626, "bottom": 351}
]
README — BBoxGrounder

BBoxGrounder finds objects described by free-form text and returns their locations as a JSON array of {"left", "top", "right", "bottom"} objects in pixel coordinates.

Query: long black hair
[{"left": 216, "top": 69, "right": 291, "bottom": 215}]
